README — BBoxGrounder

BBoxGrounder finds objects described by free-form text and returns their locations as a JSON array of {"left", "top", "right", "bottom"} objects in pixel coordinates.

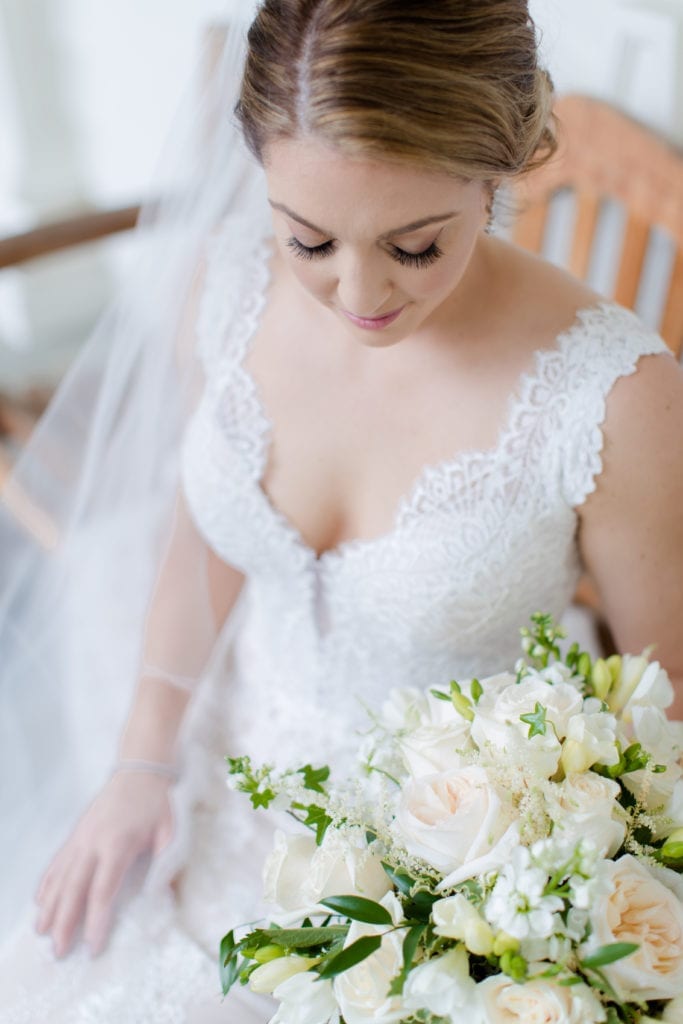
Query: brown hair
[{"left": 237, "top": 0, "right": 556, "bottom": 183}]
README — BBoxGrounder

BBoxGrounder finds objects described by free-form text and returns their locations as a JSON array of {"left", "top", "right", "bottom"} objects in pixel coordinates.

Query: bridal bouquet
[{"left": 222, "top": 615, "right": 683, "bottom": 1023}]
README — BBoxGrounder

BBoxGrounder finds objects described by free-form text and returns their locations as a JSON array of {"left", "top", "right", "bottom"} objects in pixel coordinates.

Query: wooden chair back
[{"left": 512, "top": 94, "right": 683, "bottom": 357}]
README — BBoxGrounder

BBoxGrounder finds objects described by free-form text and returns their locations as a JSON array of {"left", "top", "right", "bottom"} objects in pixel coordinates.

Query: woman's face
[{"left": 263, "top": 135, "right": 490, "bottom": 348}]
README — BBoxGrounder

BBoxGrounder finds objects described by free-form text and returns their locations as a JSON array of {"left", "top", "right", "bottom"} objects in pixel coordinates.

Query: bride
[{"left": 1, "top": 0, "right": 682, "bottom": 1020}]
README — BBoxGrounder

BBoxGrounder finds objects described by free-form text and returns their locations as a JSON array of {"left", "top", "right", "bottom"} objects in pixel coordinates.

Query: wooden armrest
[{"left": 0, "top": 204, "right": 142, "bottom": 269}]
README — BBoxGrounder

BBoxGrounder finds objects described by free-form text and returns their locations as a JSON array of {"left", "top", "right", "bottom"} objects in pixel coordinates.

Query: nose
[{"left": 335, "top": 251, "right": 393, "bottom": 317}]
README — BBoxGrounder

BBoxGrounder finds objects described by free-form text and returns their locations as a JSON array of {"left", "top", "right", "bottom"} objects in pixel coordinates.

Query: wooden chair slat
[
  {"left": 661, "top": 248, "right": 683, "bottom": 358},
  {"left": 568, "top": 191, "right": 601, "bottom": 280},
  {"left": 510, "top": 198, "right": 550, "bottom": 254},
  {"left": 614, "top": 216, "right": 651, "bottom": 310}
]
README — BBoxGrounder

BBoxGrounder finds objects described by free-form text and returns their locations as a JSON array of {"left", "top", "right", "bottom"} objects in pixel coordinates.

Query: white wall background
[{"left": 0, "top": 0, "right": 681, "bottom": 387}]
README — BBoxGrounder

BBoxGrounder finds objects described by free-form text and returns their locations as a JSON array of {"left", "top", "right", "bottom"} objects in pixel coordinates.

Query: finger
[
  {"left": 152, "top": 806, "right": 175, "bottom": 856},
  {"left": 84, "top": 848, "right": 137, "bottom": 957},
  {"left": 50, "top": 853, "right": 97, "bottom": 959},
  {"left": 35, "top": 853, "right": 73, "bottom": 935}
]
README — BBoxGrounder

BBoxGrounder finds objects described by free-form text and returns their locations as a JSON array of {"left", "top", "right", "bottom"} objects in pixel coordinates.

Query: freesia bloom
[
  {"left": 394, "top": 765, "right": 517, "bottom": 878},
  {"left": 333, "top": 893, "right": 406, "bottom": 1024},
  {"left": 432, "top": 893, "right": 494, "bottom": 955},
  {"left": 560, "top": 700, "right": 619, "bottom": 774},
  {"left": 250, "top": 955, "right": 317, "bottom": 994},
  {"left": 403, "top": 947, "right": 479, "bottom": 1020},
  {"left": 477, "top": 973, "right": 606, "bottom": 1023},
  {"left": 584, "top": 855, "right": 683, "bottom": 1000},
  {"left": 608, "top": 656, "right": 673, "bottom": 719},
  {"left": 263, "top": 827, "right": 391, "bottom": 920},
  {"left": 270, "top": 971, "right": 339, "bottom": 1024}
]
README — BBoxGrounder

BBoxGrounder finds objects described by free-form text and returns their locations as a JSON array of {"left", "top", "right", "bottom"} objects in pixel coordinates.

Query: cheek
[
  {"left": 287, "top": 259, "right": 331, "bottom": 299},
  {"left": 404, "top": 259, "right": 465, "bottom": 302}
]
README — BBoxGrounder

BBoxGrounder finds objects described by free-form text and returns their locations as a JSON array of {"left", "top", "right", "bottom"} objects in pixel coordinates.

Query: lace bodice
[
  {"left": 181, "top": 217, "right": 669, "bottom": 772},
  {"left": 2, "top": 217, "right": 671, "bottom": 1024}
]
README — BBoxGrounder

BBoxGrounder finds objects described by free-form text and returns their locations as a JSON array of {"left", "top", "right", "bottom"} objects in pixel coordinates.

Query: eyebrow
[{"left": 268, "top": 200, "right": 458, "bottom": 238}]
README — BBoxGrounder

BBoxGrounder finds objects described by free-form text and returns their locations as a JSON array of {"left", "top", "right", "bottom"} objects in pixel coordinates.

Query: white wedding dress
[{"left": 0, "top": 215, "right": 669, "bottom": 1023}]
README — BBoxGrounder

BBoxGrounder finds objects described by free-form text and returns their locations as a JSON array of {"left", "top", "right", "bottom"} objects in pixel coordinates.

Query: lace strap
[
  {"left": 553, "top": 303, "right": 669, "bottom": 508},
  {"left": 195, "top": 212, "right": 271, "bottom": 383}
]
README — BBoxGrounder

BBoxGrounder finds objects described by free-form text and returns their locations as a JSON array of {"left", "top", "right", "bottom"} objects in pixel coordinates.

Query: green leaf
[
  {"left": 219, "top": 930, "right": 241, "bottom": 996},
  {"left": 580, "top": 942, "right": 639, "bottom": 969},
  {"left": 293, "top": 803, "right": 333, "bottom": 845},
  {"left": 430, "top": 688, "right": 452, "bottom": 702},
  {"left": 388, "top": 924, "right": 426, "bottom": 996},
  {"left": 298, "top": 763, "right": 330, "bottom": 794},
  {"left": 320, "top": 896, "right": 393, "bottom": 925},
  {"left": 251, "top": 788, "right": 276, "bottom": 809},
  {"left": 318, "top": 935, "right": 383, "bottom": 980},
  {"left": 520, "top": 702, "right": 548, "bottom": 738},
  {"left": 470, "top": 678, "right": 483, "bottom": 704},
  {"left": 246, "top": 926, "right": 347, "bottom": 951},
  {"left": 382, "top": 863, "right": 415, "bottom": 896}
]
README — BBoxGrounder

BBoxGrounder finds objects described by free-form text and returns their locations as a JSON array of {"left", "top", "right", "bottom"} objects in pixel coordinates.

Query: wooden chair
[
  {"left": 512, "top": 94, "right": 683, "bottom": 357},
  {"left": 511, "top": 94, "right": 683, "bottom": 641}
]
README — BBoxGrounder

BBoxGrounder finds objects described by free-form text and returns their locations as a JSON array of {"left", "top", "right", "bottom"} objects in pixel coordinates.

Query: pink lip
[{"left": 342, "top": 306, "right": 405, "bottom": 331}]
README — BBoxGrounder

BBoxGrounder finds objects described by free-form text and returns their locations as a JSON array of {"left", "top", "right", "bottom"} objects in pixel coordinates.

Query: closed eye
[
  {"left": 286, "top": 237, "right": 336, "bottom": 260},
  {"left": 286, "top": 236, "right": 444, "bottom": 269}
]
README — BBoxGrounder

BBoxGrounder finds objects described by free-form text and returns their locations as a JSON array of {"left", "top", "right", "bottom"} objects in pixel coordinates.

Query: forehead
[{"left": 263, "top": 135, "right": 483, "bottom": 237}]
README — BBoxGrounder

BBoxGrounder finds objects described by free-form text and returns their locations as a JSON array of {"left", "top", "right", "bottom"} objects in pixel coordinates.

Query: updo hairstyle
[{"left": 237, "top": 0, "right": 556, "bottom": 186}]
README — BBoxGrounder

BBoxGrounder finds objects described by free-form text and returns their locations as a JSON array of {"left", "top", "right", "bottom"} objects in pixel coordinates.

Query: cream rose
[
  {"left": 550, "top": 772, "right": 626, "bottom": 857},
  {"left": 394, "top": 765, "right": 518, "bottom": 879},
  {"left": 584, "top": 854, "right": 683, "bottom": 1000},
  {"left": 263, "top": 827, "right": 391, "bottom": 920},
  {"left": 478, "top": 973, "right": 606, "bottom": 1023},
  {"left": 333, "top": 892, "right": 406, "bottom": 1024}
]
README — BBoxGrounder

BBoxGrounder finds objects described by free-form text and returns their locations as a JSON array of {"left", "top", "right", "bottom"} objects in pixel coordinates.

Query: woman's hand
[{"left": 34, "top": 770, "right": 175, "bottom": 958}]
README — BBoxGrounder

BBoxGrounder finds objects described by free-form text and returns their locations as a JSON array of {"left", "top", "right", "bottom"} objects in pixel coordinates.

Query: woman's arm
[
  {"left": 36, "top": 497, "right": 244, "bottom": 958},
  {"left": 577, "top": 351, "right": 683, "bottom": 716}
]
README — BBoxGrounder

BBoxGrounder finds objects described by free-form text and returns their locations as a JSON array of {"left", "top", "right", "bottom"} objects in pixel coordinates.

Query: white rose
[
  {"left": 263, "top": 828, "right": 391, "bottom": 920},
  {"left": 333, "top": 892, "right": 406, "bottom": 1024},
  {"left": 471, "top": 713, "right": 561, "bottom": 778},
  {"left": 270, "top": 971, "right": 339, "bottom": 1024},
  {"left": 398, "top": 690, "right": 474, "bottom": 776},
  {"left": 550, "top": 772, "right": 626, "bottom": 857},
  {"left": 432, "top": 893, "right": 495, "bottom": 955},
  {"left": 380, "top": 687, "right": 428, "bottom": 732},
  {"left": 394, "top": 765, "right": 518, "bottom": 876},
  {"left": 478, "top": 676, "right": 583, "bottom": 739},
  {"left": 403, "top": 947, "right": 480, "bottom": 1020},
  {"left": 584, "top": 854, "right": 683, "bottom": 1000},
  {"left": 478, "top": 973, "right": 606, "bottom": 1023}
]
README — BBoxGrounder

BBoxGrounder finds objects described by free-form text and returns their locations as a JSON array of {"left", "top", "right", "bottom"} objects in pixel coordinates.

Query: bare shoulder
[
  {"left": 483, "top": 235, "right": 603, "bottom": 346},
  {"left": 585, "top": 349, "right": 683, "bottom": 508}
]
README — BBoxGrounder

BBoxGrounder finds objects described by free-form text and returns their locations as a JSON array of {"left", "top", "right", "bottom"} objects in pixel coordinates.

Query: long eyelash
[
  {"left": 391, "top": 242, "right": 444, "bottom": 268},
  {"left": 286, "top": 236, "right": 336, "bottom": 260}
]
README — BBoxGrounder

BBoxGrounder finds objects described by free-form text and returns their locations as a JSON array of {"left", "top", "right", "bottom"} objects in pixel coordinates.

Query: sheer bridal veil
[{"left": 0, "top": 11, "right": 266, "bottom": 939}]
